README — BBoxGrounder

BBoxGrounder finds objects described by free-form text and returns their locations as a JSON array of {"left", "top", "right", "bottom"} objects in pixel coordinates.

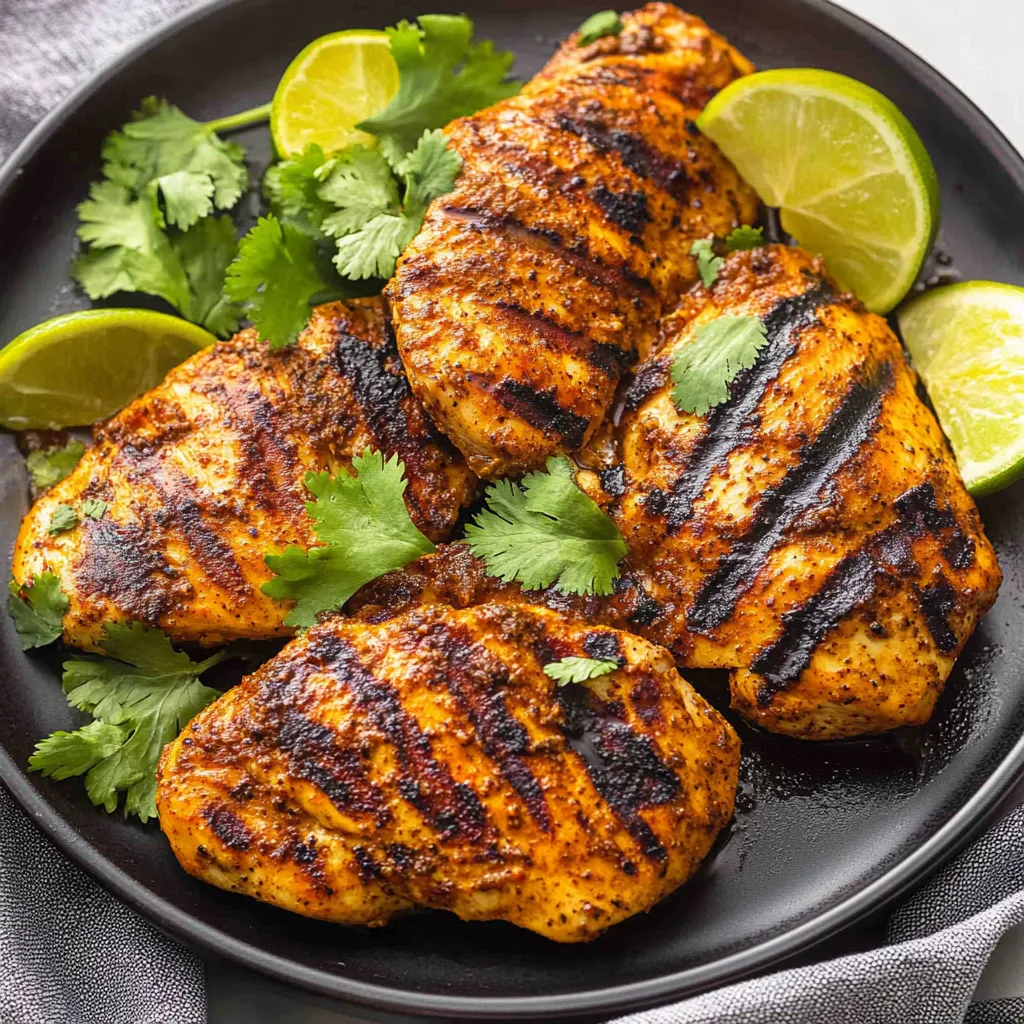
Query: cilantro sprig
[
  {"left": 464, "top": 456, "right": 628, "bottom": 596},
  {"left": 25, "top": 441, "right": 85, "bottom": 490},
  {"left": 577, "top": 11, "right": 623, "bottom": 47},
  {"left": 262, "top": 450, "right": 436, "bottom": 627},
  {"left": 358, "top": 15, "right": 521, "bottom": 163},
  {"left": 690, "top": 225, "right": 766, "bottom": 290},
  {"left": 544, "top": 656, "right": 619, "bottom": 686},
  {"left": 72, "top": 98, "right": 248, "bottom": 336},
  {"left": 8, "top": 573, "right": 69, "bottom": 650},
  {"left": 671, "top": 315, "right": 769, "bottom": 416},
  {"left": 28, "top": 623, "right": 227, "bottom": 821}
]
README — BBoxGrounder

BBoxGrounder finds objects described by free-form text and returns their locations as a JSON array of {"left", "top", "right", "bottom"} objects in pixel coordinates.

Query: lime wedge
[
  {"left": 899, "top": 282, "right": 1024, "bottom": 496},
  {"left": 0, "top": 309, "right": 215, "bottom": 430},
  {"left": 271, "top": 30, "right": 399, "bottom": 157},
  {"left": 698, "top": 68, "right": 939, "bottom": 313}
]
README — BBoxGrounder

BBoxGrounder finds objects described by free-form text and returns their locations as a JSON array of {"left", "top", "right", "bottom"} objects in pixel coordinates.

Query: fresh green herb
[
  {"left": 577, "top": 10, "right": 623, "bottom": 46},
  {"left": 264, "top": 144, "right": 338, "bottom": 235},
  {"left": 72, "top": 98, "right": 248, "bottom": 337},
  {"left": 671, "top": 315, "right": 769, "bottom": 416},
  {"left": 544, "top": 656, "right": 619, "bottom": 685},
  {"left": 691, "top": 236, "right": 723, "bottom": 289},
  {"left": 25, "top": 441, "right": 86, "bottom": 490},
  {"left": 80, "top": 499, "right": 108, "bottom": 520},
  {"left": 464, "top": 456, "right": 628, "bottom": 596},
  {"left": 224, "top": 214, "right": 338, "bottom": 347},
  {"left": 262, "top": 449, "right": 436, "bottom": 627},
  {"left": 8, "top": 573, "right": 69, "bottom": 650},
  {"left": 29, "top": 623, "right": 226, "bottom": 821},
  {"left": 359, "top": 14, "right": 520, "bottom": 163},
  {"left": 725, "top": 225, "right": 765, "bottom": 252},
  {"left": 323, "top": 129, "right": 461, "bottom": 280},
  {"left": 48, "top": 504, "right": 80, "bottom": 535}
]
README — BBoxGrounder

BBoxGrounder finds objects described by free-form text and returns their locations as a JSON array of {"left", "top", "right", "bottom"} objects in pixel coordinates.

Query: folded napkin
[{"left": 1, "top": 2, "right": 1023, "bottom": 1024}]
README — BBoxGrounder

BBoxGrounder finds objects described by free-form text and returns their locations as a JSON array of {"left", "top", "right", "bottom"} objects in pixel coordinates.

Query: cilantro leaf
[
  {"left": 102, "top": 97, "right": 247, "bottom": 212},
  {"left": 29, "top": 622, "right": 226, "bottom": 821},
  {"left": 172, "top": 214, "right": 243, "bottom": 336},
  {"left": 725, "top": 225, "right": 765, "bottom": 252},
  {"left": 544, "top": 656, "right": 619, "bottom": 685},
  {"left": 25, "top": 441, "right": 85, "bottom": 490},
  {"left": 48, "top": 504, "right": 79, "bottom": 535},
  {"left": 577, "top": 11, "right": 623, "bottom": 46},
  {"left": 264, "top": 144, "right": 337, "bottom": 235},
  {"left": 8, "top": 573, "right": 69, "bottom": 650},
  {"left": 321, "top": 130, "right": 460, "bottom": 281},
  {"left": 671, "top": 315, "right": 769, "bottom": 416},
  {"left": 263, "top": 450, "right": 436, "bottom": 628},
  {"left": 358, "top": 15, "right": 520, "bottom": 161},
  {"left": 224, "top": 214, "right": 337, "bottom": 347},
  {"left": 81, "top": 498, "right": 108, "bottom": 520},
  {"left": 464, "top": 456, "right": 628, "bottom": 596},
  {"left": 691, "top": 236, "right": 723, "bottom": 289},
  {"left": 156, "top": 169, "right": 215, "bottom": 230}
]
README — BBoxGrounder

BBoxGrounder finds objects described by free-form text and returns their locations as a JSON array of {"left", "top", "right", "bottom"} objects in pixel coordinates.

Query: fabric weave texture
[{"left": 1, "top": 1, "right": 1023, "bottom": 1023}]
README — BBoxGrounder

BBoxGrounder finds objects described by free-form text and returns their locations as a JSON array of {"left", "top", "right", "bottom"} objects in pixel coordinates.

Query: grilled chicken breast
[
  {"left": 157, "top": 600, "right": 739, "bottom": 941},
  {"left": 12, "top": 300, "right": 476, "bottom": 652},
  {"left": 387, "top": 3, "right": 758, "bottom": 478},
  {"left": 614, "top": 244, "right": 1002, "bottom": 738}
]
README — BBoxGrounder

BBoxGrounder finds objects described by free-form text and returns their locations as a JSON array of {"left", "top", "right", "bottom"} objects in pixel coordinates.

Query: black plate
[{"left": 2, "top": 0, "right": 1024, "bottom": 1018}]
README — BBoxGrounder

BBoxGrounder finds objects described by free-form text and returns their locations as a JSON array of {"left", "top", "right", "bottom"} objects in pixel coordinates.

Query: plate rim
[{"left": 1, "top": 0, "right": 1023, "bottom": 1017}]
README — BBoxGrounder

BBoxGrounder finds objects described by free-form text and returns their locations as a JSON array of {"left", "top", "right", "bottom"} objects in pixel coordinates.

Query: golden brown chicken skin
[
  {"left": 12, "top": 300, "right": 476, "bottom": 652},
  {"left": 613, "top": 244, "right": 1001, "bottom": 738},
  {"left": 157, "top": 600, "right": 739, "bottom": 941},
  {"left": 387, "top": 3, "right": 758, "bottom": 478}
]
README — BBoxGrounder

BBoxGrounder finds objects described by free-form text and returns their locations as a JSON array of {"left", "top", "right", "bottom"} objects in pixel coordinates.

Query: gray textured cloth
[{"left": 2, "top": 2, "right": 1024, "bottom": 1023}]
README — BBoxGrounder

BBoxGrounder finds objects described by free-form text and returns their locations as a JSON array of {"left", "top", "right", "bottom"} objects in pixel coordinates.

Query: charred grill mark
[
  {"left": 310, "top": 633, "right": 489, "bottom": 843},
  {"left": 600, "top": 464, "right": 626, "bottom": 497},
  {"left": 629, "top": 676, "right": 664, "bottom": 727},
  {"left": 556, "top": 115, "right": 688, "bottom": 201},
  {"left": 203, "top": 804, "right": 252, "bottom": 851},
  {"left": 590, "top": 185, "right": 650, "bottom": 236},
  {"left": 276, "top": 709, "right": 387, "bottom": 823},
  {"left": 753, "top": 552, "right": 879, "bottom": 706},
  {"left": 624, "top": 357, "right": 670, "bottom": 412},
  {"left": 687, "top": 360, "right": 894, "bottom": 634},
  {"left": 77, "top": 514, "right": 177, "bottom": 624},
  {"left": 916, "top": 575, "right": 959, "bottom": 653},
  {"left": 896, "top": 481, "right": 976, "bottom": 571},
  {"left": 440, "top": 206, "right": 654, "bottom": 296},
  {"left": 943, "top": 533, "right": 976, "bottom": 570},
  {"left": 556, "top": 683, "right": 679, "bottom": 861},
  {"left": 485, "top": 377, "right": 590, "bottom": 448},
  {"left": 645, "top": 283, "right": 835, "bottom": 530},
  {"left": 492, "top": 301, "right": 625, "bottom": 375},
  {"left": 613, "top": 572, "right": 665, "bottom": 627},
  {"left": 419, "top": 621, "right": 553, "bottom": 833},
  {"left": 582, "top": 631, "right": 623, "bottom": 663}
]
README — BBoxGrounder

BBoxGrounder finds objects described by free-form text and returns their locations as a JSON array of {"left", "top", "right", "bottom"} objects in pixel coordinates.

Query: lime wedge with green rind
[
  {"left": 0, "top": 308, "right": 215, "bottom": 430},
  {"left": 899, "top": 281, "right": 1024, "bottom": 496},
  {"left": 698, "top": 68, "right": 939, "bottom": 314},
  {"left": 271, "top": 30, "right": 399, "bottom": 157}
]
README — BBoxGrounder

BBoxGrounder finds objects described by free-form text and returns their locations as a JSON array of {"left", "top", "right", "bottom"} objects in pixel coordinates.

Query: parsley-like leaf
[
  {"left": 691, "top": 236, "right": 723, "bottom": 289},
  {"left": 48, "top": 504, "right": 79, "bottom": 535},
  {"left": 264, "top": 144, "right": 337, "bottom": 235},
  {"left": 725, "top": 225, "right": 765, "bottom": 252},
  {"left": 102, "top": 97, "right": 247, "bottom": 212},
  {"left": 224, "top": 214, "right": 337, "bottom": 347},
  {"left": 544, "top": 656, "right": 619, "bottom": 685},
  {"left": 81, "top": 498, "right": 108, "bottom": 520},
  {"left": 464, "top": 456, "right": 628, "bottom": 596},
  {"left": 671, "top": 315, "right": 769, "bottom": 416},
  {"left": 172, "top": 214, "right": 243, "bottom": 336},
  {"left": 29, "top": 622, "right": 226, "bottom": 821},
  {"left": 577, "top": 11, "right": 623, "bottom": 46},
  {"left": 263, "top": 450, "right": 436, "bottom": 627},
  {"left": 8, "top": 573, "right": 69, "bottom": 650},
  {"left": 25, "top": 441, "right": 85, "bottom": 490},
  {"left": 358, "top": 15, "right": 520, "bottom": 161},
  {"left": 320, "top": 130, "right": 460, "bottom": 281}
]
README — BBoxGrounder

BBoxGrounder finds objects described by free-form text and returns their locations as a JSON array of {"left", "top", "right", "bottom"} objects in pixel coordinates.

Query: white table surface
[{"left": 205, "top": 1, "right": 1024, "bottom": 1019}]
